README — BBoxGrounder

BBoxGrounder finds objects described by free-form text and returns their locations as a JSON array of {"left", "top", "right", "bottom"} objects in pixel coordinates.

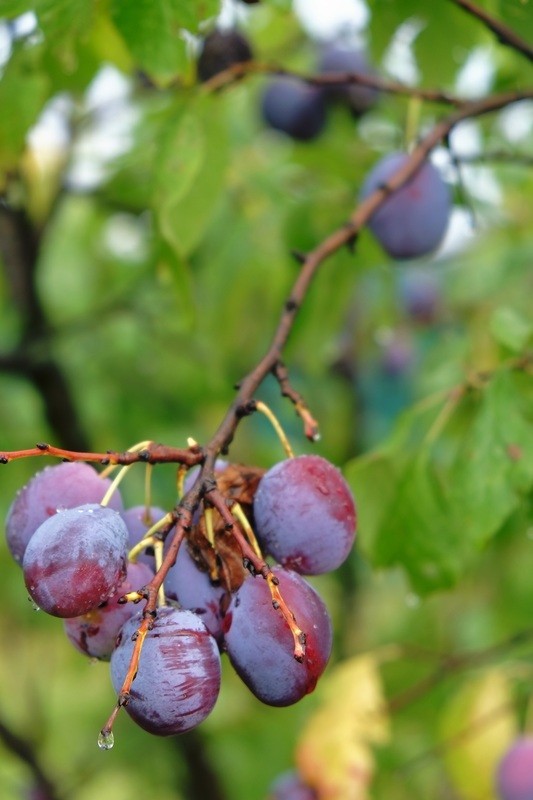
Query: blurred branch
[
  {"left": 0, "top": 714, "right": 63, "bottom": 800},
  {"left": 449, "top": 0, "right": 533, "bottom": 63},
  {"left": 454, "top": 150, "right": 533, "bottom": 167},
  {"left": 389, "top": 627, "right": 533, "bottom": 714},
  {"left": 204, "top": 60, "right": 467, "bottom": 106},
  {"left": 202, "top": 87, "right": 533, "bottom": 466},
  {"left": 178, "top": 731, "right": 228, "bottom": 800},
  {"left": 0, "top": 199, "right": 90, "bottom": 451}
]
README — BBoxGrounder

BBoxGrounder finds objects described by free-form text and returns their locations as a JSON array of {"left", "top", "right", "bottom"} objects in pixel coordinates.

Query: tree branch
[
  {"left": 0, "top": 714, "right": 62, "bottom": 800},
  {"left": 0, "top": 201, "right": 90, "bottom": 451},
  {"left": 204, "top": 60, "right": 468, "bottom": 106},
  {"left": 449, "top": 0, "right": 533, "bottom": 63}
]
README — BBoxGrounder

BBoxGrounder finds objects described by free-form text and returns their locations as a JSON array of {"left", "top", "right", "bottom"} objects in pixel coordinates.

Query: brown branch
[
  {"left": 454, "top": 150, "right": 533, "bottom": 167},
  {"left": 0, "top": 201, "right": 90, "bottom": 451},
  {"left": 389, "top": 627, "right": 533, "bottom": 714},
  {"left": 272, "top": 361, "right": 321, "bottom": 442},
  {"left": 0, "top": 715, "right": 63, "bottom": 800},
  {"left": 0, "top": 441, "right": 204, "bottom": 466},
  {"left": 450, "top": 0, "right": 533, "bottom": 63},
  {"left": 204, "top": 60, "right": 468, "bottom": 106},
  {"left": 202, "top": 87, "right": 533, "bottom": 466}
]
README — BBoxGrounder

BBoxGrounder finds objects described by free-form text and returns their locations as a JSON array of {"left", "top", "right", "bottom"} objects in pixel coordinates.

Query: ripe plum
[
  {"left": 110, "top": 606, "right": 221, "bottom": 735},
  {"left": 253, "top": 454, "right": 356, "bottom": 575},
  {"left": 496, "top": 737, "right": 533, "bottom": 800},
  {"left": 23, "top": 504, "right": 128, "bottom": 618},
  {"left": 64, "top": 561, "right": 154, "bottom": 660},
  {"left": 359, "top": 152, "right": 451, "bottom": 260},
  {"left": 268, "top": 770, "right": 318, "bottom": 800},
  {"left": 6, "top": 462, "right": 123, "bottom": 564},
  {"left": 223, "top": 566, "right": 332, "bottom": 706},
  {"left": 197, "top": 29, "right": 253, "bottom": 82},
  {"left": 261, "top": 78, "right": 327, "bottom": 142},
  {"left": 319, "top": 42, "right": 379, "bottom": 115},
  {"left": 122, "top": 504, "right": 167, "bottom": 567},
  {"left": 164, "top": 543, "right": 227, "bottom": 644}
]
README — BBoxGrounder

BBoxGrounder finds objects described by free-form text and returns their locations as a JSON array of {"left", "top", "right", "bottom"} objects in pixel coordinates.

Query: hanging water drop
[{"left": 97, "top": 730, "right": 114, "bottom": 750}]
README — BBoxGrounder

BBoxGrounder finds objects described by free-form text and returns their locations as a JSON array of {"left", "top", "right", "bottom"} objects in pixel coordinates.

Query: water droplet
[
  {"left": 406, "top": 593, "right": 420, "bottom": 608},
  {"left": 97, "top": 730, "right": 114, "bottom": 750},
  {"left": 27, "top": 597, "right": 40, "bottom": 611}
]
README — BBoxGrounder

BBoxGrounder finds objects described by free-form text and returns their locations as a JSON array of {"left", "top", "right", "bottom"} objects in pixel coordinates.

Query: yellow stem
[
  {"left": 255, "top": 400, "right": 294, "bottom": 458},
  {"left": 232, "top": 502, "right": 263, "bottom": 560}
]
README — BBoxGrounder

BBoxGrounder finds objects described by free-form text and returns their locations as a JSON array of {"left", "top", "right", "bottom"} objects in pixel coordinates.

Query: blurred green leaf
[
  {"left": 490, "top": 306, "right": 533, "bottom": 352},
  {"left": 0, "top": 51, "right": 49, "bottom": 171},
  {"left": 155, "top": 95, "right": 228, "bottom": 258},
  {"left": 346, "top": 367, "right": 533, "bottom": 593},
  {"left": 108, "top": 0, "right": 218, "bottom": 83}
]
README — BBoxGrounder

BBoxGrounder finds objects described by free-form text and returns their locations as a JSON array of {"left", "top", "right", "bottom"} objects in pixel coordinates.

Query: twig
[
  {"left": 449, "top": 0, "right": 533, "bottom": 63},
  {"left": 0, "top": 441, "right": 204, "bottom": 466},
  {"left": 389, "top": 627, "right": 533, "bottom": 714},
  {"left": 455, "top": 150, "right": 533, "bottom": 167},
  {"left": 204, "top": 60, "right": 468, "bottom": 106},
  {"left": 0, "top": 715, "right": 63, "bottom": 800}
]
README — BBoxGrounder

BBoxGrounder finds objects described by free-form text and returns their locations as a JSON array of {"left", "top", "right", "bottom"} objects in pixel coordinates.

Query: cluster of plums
[
  {"left": 5, "top": 454, "right": 356, "bottom": 738},
  {"left": 197, "top": 28, "right": 380, "bottom": 140}
]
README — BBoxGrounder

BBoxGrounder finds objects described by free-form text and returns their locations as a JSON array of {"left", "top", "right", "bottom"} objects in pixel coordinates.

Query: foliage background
[{"left": 0, "top": 1, "right": 531, "bottom": 798}]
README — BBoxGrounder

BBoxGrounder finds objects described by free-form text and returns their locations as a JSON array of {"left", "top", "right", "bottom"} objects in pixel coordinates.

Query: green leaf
[
  {"left": 34, "top": 0, "right": 95, "bottom": 71},
  {"left": 449, "top": 370, "right": 533, "bottom": 545},
  {"left": 367, "top": 0, "right": 492, "bottom": 86},
  {"left": 490, "top": 306, "right": 533, "bottom": 353},
  {"left": 109, "top": 0, "right": 219, "bottom": 83},
  {"left": 155, "top": 95, "right": 228, "bottom": 258},
  {"left": 345, "top": 368, "right": 533, "bottom": 593},
  {"left": 1, "top": 0, "right": 32, "bottom": 17},
  {"left": 0, "top": 51, "right": 50, "bottom": 171}
]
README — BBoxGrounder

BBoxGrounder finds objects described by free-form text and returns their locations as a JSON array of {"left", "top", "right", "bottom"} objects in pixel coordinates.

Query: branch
[
  {"left": 449, "top": 0, "right": 533, "bottom": 63},
  {"left": 0, "top": 714, "right": 63, "bottom": 800},
  {"left": 0, "top": 201, "right": 90, "bottom": 451},
  {"left": 454, "top": 149, "right": 533, "bottom": 167},
  {"left": 202, "top": 87, "right": 533, "bottom": 465},
  {"left": 204, "top": 60, "right": 467, "bottom": 107}
]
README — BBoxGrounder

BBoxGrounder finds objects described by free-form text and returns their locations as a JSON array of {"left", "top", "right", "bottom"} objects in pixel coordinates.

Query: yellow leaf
[
  {"left": 440, "top": 669, "right": 518, "bottom": 800},
  {"left": 296, "top": 653, "right": 391, "bottom": 800}
]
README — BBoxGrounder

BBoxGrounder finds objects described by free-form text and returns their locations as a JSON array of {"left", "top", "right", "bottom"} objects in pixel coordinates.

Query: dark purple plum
[
  {"left": 197, "top": 29, "right": 253, "bottom": 83},
  {"left": 359, "top": 152, "right": 451, "bottom": 260},
  {"left": 268, "top": 770, "right": 318, "bottom": 800},
  {"left": 398, "top": 268, "right": 441, "bottom": 324},
  {"left": 380, "top": 334, "right": 415, "bottom": 377},
  {"left": 64, "top": 561, "right": 154, "bottom": 660},
  {"left": 261, "top": 78, "right": 327, "bottom": 142},
  {"left": 496, "top": 737, "right": 533, "bottom": 800},
  {"left": 182, "top": 458, "right": 228, "bottom": 495},
  {"left": 319, "top": 42, "right": 379, "bottom": 116},
  {"left": 23, "top": 504, "right": 128, "bottom": 618},
  {"left": 122, "top": 505, "right": 167, "bottom": 567},
  {"left": 110, "top": 606, "right": 221, "bottom": 736},
  {"left": 5, "top": 461, "right": 124, "bottom": 565},
  {"left": 253, "top": 454, "right": 356, "bottom": 575},
  {"left": 223, "top": 566, "right": 332, "bottom": 706},
  {"left": 164, "top": 543, "right": 227, "bottom": 644}
]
